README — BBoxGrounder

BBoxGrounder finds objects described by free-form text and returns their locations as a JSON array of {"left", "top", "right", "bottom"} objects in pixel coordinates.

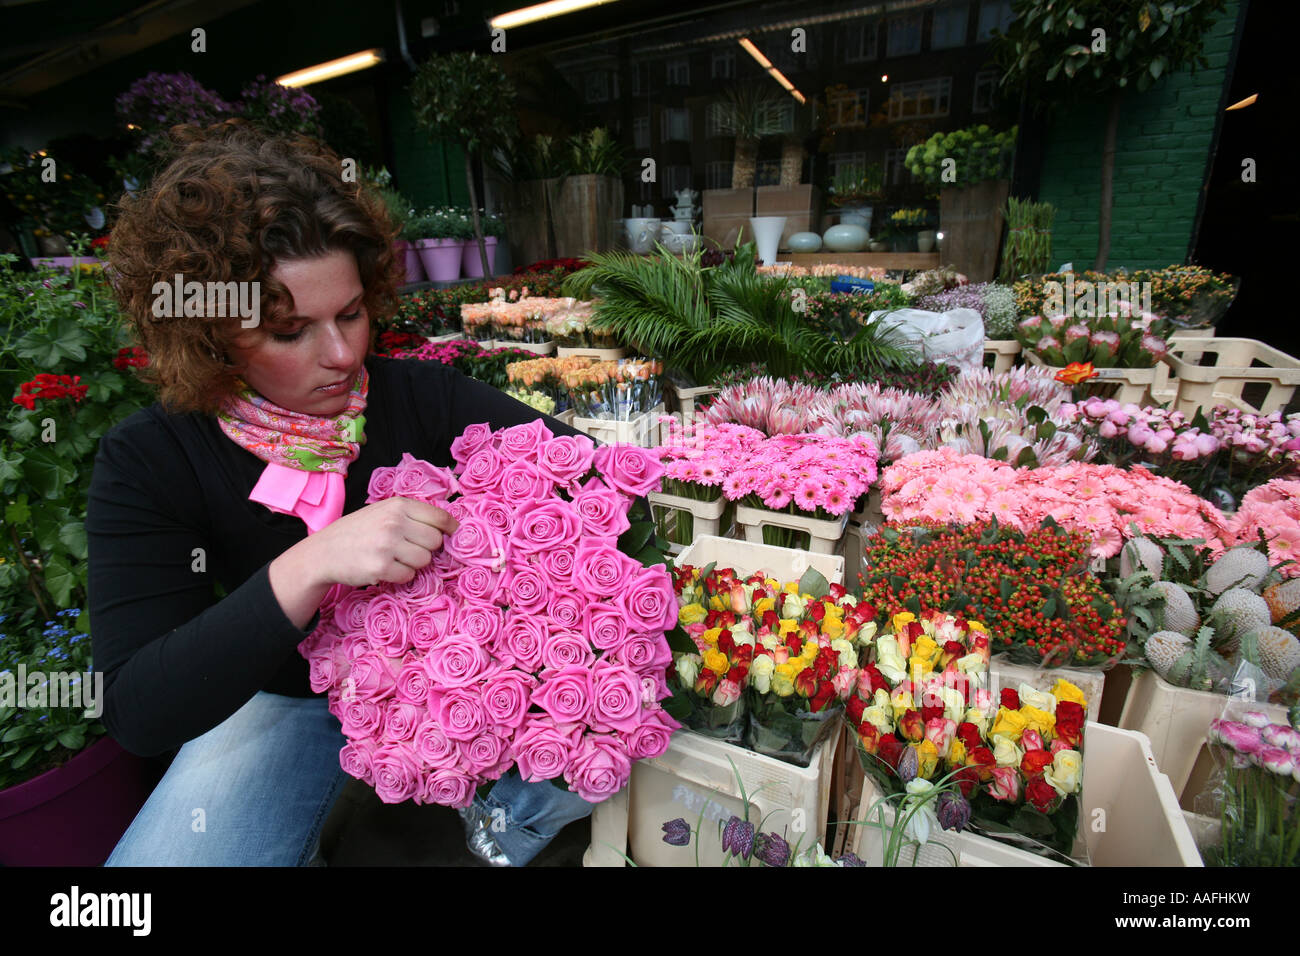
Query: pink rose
[
  {"left": 594, "top": 444, "right": 664, "bottom": 497},
  {"left": 419, "top": 767, "right": 477, "bottom": 808},
  {"left": 366, "top": 465, "right": 397, "bottom": 503},
  {"left": 480, "top": 669, "right": 539, "bottom": 729},
  {"left": 542, "top": 629, "right": 597, "bottom": 671},
  {"left": 478, "top": 495, "right": 515, "bottom": 536},
  {"left": 501, "top": 562, "right": 549, "bottom": 615},
  {"left": 382, "top": 699, "right": 423, "bottom": 742},
  {"left": 308, "top": 653, "right": 338, "bottom": 694},
  {"left": 712, "top": 678, "right": 741, "bottom": 707},
  {"left": 395, "top": 658, "right": 434, "bottom": 706},
  {"left": 389, "top": 566, "right": 444, "bottom": 603},
  {"left": 509, "top": 499, "right": 582, "bottom": 553},
  {"left": 531, "top": 664, "right": 593, "bottom": 724},
  {"left": 413, "top": 718, "right": 461, "bottom": 769},
  {"left": 349, "top": 651, "right": 400, "bottom": 700},
  {"left": 339, "top": 739, "right": 379, "bottom": 785},
  {"left": 988, "top": 767, "right": 1021, "bottom": 802},
  {"left": 538, "top": 545, "right": 577, "bottom": 590},
  {"left": 923, "top": 717, "right": 957, "bottom": 757},
  {"left": 458, "top": 447, "right": 506, "bottom": 495},
  {"left": 499, "top": 461, "right": 554, "bottom": 507},
  {"left": 563, "top": 732, "right": 632, "bottom": 803},
  {"left": 450, "top": 422, "right": 496, "bottom": 470},
  {"left": 339, "top": 697, "right": 385, "bottom": 739},
  {"left": 454, "top": 601, "right": 505, "bottom": 646},
  {"left": 457, "top": 563, "right": 501, "bottom": 604},
  {"left": 583, "top": 603, "right": 631, "bottom": 652},
  {"left": 607, "top": 633, "right": 672, "bottom": 673},
  {"left": 333, "top": 588, "right": 372, "bottom": 635},
  {"left": 431, "top": 687, "right": 489, "bottom": 741},
  {"left": 548, "top": 593, "right": 585, "bottom": 631},
  {"left": 443, "top": 516, "right": 505, "bottom": 569},
  {"left": 623, "top": 708, "right": 680, "bottom": 761},
  {"left": 499, "top": 419, "right": 554, "bottom": 463},
  {"left": 494, "top": 616, "right": 548, "bottom": 672},
  {"left": 537, "top": 435, "right": 596, "bottom": 488},
  {"left": 639, "top": 670, "right": 672, "bottom": 704},
  {"left": 1021, "top": 729, "right": 1045, "bottom": 752},
  {"left": 573, "top": 540, "right": 642, "bottom": 595},
  {"left": 392, "top": 453, "right": 459, "bottom": 502},
  {"left": 461, "top": 731, "right": 512, "bottom": 779},
  {"left": 618, "top": 565, "right": 678, "bottom": 632},
  {"left": 590, "top": 659, "right": 645, "bottom": 734},
  {"left": 439, "top": 498, "right": 471, "bottom": 523},
  {"left": 407, "top": 596, "right": 455, "bottom": 651},
  {"left": 423, "top": 634, "right": 493, "bottom": 687},
  {"left": 513, "top": 717, "right": 582, "bottom": 783},
  {"left": 363, "top": 594, "right": 410, "bottom": 656},
  {"left": 570, "top": 479, "right": 631, "bottom": 539}
]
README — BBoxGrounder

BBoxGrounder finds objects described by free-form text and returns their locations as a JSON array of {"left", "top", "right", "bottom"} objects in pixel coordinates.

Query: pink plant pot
[
  {"left": 460, "top": 237, "right": 499, "bottom": 279},
  {"left": 0, "top": 736, "right": 158, "bottom": 866},
  {"left": 394, "top": 240, "right": 424, "bottom": 283},
  {"left": 416, "top": 238, "right": 463, "bottom": 282}
]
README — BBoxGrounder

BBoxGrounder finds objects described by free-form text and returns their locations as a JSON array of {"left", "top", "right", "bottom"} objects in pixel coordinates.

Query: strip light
[
  {"left": 491, "top": 0, "right": 620, "bottom": 30},
  {"left": 1225, "top": 93, "right": 1257, "bottom": 111},
  {"left": 276, "top": 49, "right": 385, "bottom": 88},
  {"left": 738, "top": 37, "right": 805, "bottom": 104}
]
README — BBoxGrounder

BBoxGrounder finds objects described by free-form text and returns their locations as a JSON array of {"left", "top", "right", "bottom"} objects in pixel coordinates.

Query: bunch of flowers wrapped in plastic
[
  {"left": 297, "top": 424, "right": 680, "bottom": 807},
  {"left": 1017, "top": 309, "right": 1171, "bottom": 369},
  {"left": 503, "top": 388, "right": 556, "bottom": 416},
  {"left": 561, "top": 359, "right": 663, "bottom": 421},
  {"left": 506, "top": 355, "right": 601, "bottom": 411},
  {"left": 1203, "top": 714, "right": 1300, "bottom": 866},
  {"left": 541, "top": 299, "right": 619, "bottom": 349},
  {"left": 915, "top": 281, "right": 1019, "bottom": 340},
  {"left": 756, "top": 263, "right": 886, "bottom": 279},
  {"left": 1227, "top": 480, "right": 1300, "bottom": 576}
]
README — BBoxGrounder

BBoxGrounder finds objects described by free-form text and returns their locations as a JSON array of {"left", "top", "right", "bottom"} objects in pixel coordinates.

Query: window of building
[
  {"left": 630, "top": 62, "right": 651, "bottom": 95},
  {"left": 711, "top": 49, "right": 735, "bottom": 80},
  {"left": 884, "top": 147, "right": 917, "bottom": 186},
  {"left": 972, "top": 68, "right": 999, "bottom": 113},
  {"left": 666, "top": 57, "right": 690, "bottom": 85},
  {"left": 826, "top": 87, "right": 869, "bottom": 128},
  {"left": 886, "top": 12, "right": 923, "bottom": 57},
  {"left": 584, "top": 71, "right": 610, "bottom": 103},
  {"left": 706, "top": 160, "right": 732, "bottom": 190},
  {"left": 828, "top": 151, "right": 868, "bottom": 182},
  {"left": 887, "top": 77, "right": 952, "bottom": 121},
  {"left": 977, "top": 0, "right": 1014, "bottom": 41},
  {"left": 633, "top": 116, "right": 651, "bottom": 150},
  {"left": 661, "top": 107, "right": 691, "bottom": 142},
  {"left": 841, "top": 21, "right": 878, "bottom": 62},
  {"left": 930, "top": 3, "right": 970, "bottom": 50}
]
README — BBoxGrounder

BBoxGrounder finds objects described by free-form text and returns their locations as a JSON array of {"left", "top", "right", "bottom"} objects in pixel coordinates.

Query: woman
[{"left": 88, "top": 120, "right": 592, "bottom": 866}]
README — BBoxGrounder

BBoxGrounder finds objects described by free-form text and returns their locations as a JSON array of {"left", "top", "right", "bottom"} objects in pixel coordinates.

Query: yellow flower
[
  {"left": 890, "top": 686, "right": 914, "bottom": 720},
  {"left": 912, "top": 635, "right": 941, "bottom": 665},
  {"left": 1020, "top": 705, "right": 1056, "bottom": 739},
  {"left": 800, "top": 642, "right": 818, "bottom": 662},
  {"left": 1052, "top": 679, "right": 1088, "bottom": 709},
  {"left": 948, "top": 737, "right": 967, "bottom": 767},
  {"left": 754, "top": 596, "right": 776, "bottom": 616},
  {"left": 916, "top": 739, "right": 939, "bottom": 779},
  {"left": 967, "top": 620, "right": 988, "bottom": 634},
  {"left": 778, "top": 618, "right": 799, "bottom": 634},
  {"left": 891, "top": 611, "right": 916, "bottom": 633},
  {"left": 709, "top": 595, "right": 726, "bottom": 611},
  {"left": 703, "top": 649, "right": 729, "bottom": 675},
  {"left": 774, "top": 661, "right": 798, "bottom": 683},
  {"left": 783, "top": 581, "right": 800, "bottom": 594},
  {"left": 990, "top": 706, "right": 1028, "bottom": 742},
  {"left": 821, "top": 617, "right": 846, "bottom": 639},
  {"left": 701, "top": 627, "right": 722, "bottom": 646},
  {"left": 771, "top": 671, "right": 796, "bottom": 697},
  {"left": 678, "top": 603, "right": 707, "bottom": 626}
]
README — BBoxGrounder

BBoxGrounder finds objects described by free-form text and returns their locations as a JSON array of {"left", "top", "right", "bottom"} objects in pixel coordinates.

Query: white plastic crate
[
  {"left": 676, "top": 534, "right": 845, "bottom": 586},
  {"left": 584, "top": 728, "right": 837, "bottom": 867},
  {"left": 554, "top": 408, "right": 575, "bottom": 427},
  {"left": 984, "top": 339, "right": 1021, "bottom": 374},
  {"left": 848, "top": 722, "right": 1202, "bottom": 867},
  {"left": 988, "top": 656, "right": 1107, "bottom": 725},
  {"left": 665, "top": 383, "right": 720, "bottom": 417},
  {"left": 556, "top": 345, "right": 628, "bottom": 360},
  {"left": 495, "top": 339, "right": 556, "bottom": 356},
  {"left": 1160, "top": 337, "right": 1300, "bottom": 417},
  {"left": 734, "top": 504, "right": 849, "bottom": 556},
  {"left": 648, "top": 490, "right": 728, "bottom": 555},
  {"left": 1117, "top": 668, "right": 1289, "bottom": 805},
  {"left": 572, "top": 404, "right": 665, "bottom": 447},
  {"left": 425, "top": 331, "right": 467, "bottom": 343},
  {"left": 1024, "top": 352, "right": 1158, "bottom": 405}
]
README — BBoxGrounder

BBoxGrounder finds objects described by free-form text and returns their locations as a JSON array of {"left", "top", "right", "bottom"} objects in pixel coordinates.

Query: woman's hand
[{"left": 269, "top": 498, "right": 458, "bottom": 629}]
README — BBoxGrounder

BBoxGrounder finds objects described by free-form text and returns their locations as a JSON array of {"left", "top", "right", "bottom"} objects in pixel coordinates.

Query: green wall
[{"left": 1034, "top": 0, "right": 1240, "bottom": 270}]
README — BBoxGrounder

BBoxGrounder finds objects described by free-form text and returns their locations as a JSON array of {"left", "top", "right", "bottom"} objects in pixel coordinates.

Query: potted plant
[
  {"left": 906, "top": 125, "right": 1017, "bottom": 281},
  {"left": 411, "top": 52, "right": 518, "bottom": 279},
  {"left": 413, "top": 208, "right": 472, "bottom": 283},
  {"left": 548, "top": 128, "right": 625, "bottom": 260},
  {"left": 2, "top": 148, "right": 109, "bottom": 263},
  {"left": 887, "top": 208, "right": 928, "bottom": 252},
  {"left": 826, "top": 164, "right": 884, "bottom": 232},
  {"left": 462, "top": 210, "right": 506, "bottom": 279},
  {"left": 368, "top": 168, "right": 423, "bottom": 284}
]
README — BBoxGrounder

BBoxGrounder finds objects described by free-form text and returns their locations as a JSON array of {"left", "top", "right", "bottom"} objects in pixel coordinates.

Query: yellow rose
[
  {"left": 890, "top": 686, "right": 914, "bottom": 720},
  {"left": 754, "top": 596, "right": 776, "bottom": 616},
  {"left": 778, "top": 618, "right": 800, "bottom": 635},
  {"left": 916, "top": 739, "right": 939, "bottom": 779},
  {"left": 991, "top": 733, "right": 1024, "bottom": 768},
  {"left": 1019, "top": 705, "right": 1056, "bottom": 740},
  {"left": 678, "top": 603, "right": 707, "bottom": 626},
  {"left": 990, "top": 706, "right": 1028, "bottom": 742},
  {"left": 1052, "top": 679, "right": 1088, "bottom": 709},
  {"left": 709, "top": 595, "right": 726, "bottom": 611},
  {"left": 771, "top": 671, "right": 796, "bottom": 697},
  {"left": 891, "top": 611, "right": 916, "bottom": 633},
  {"left": 821, "top": 617, "right": 846, "bottom": 639},
  {"left": 1045, "top": 749, "right": 1083, "bottom": 796},
  {"left": 1017, "top": 682, "right": 1057, "bottom": 715},
  {"left": 701, "top": 627, "right": 722, "bottom": 646},
  {"left": 703, "top": 649, "right": 729, "bottom": 676},
  {"left": 967, "top": 620, "right": 988, "bottom": 634},
  {"left": 774, "top": 662, "right": 798, "bottom": 683},
  {"left": 948, "top": 737, "right": 967, "bottom": 767},
  {"left": 964, "top": 706, "right": 990, "bottom": 736},
  {"left": 782, "top": 581, "right": 799, "bottom": 594},
  {"left": 912, "top": 635, "right": 940, "bottom": 666}
]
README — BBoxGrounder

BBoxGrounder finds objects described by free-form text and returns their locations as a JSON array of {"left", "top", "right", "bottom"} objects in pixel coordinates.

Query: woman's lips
[{"left": 315, "top": 373, "right": 355, "bottom": 394}]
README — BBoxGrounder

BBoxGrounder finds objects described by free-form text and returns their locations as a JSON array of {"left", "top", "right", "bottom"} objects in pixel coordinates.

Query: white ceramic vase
[{"left": 748, "top": 216, "right": 787, "bottom": 265}]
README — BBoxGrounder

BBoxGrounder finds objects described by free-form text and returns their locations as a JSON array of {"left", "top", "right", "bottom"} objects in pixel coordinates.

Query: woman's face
[{"left": 229, "top": 248, "right": 371, "bottom": 416}]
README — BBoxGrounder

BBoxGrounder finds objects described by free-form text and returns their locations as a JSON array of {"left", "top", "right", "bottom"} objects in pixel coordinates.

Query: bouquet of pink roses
[{"left": 298, "top": 422, "right": 682, "bottom": 807}]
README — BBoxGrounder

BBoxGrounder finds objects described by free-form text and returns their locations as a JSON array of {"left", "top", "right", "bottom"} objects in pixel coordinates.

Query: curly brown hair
[{"left": 107, "top": 119, "right": 404, "bottom": 415}]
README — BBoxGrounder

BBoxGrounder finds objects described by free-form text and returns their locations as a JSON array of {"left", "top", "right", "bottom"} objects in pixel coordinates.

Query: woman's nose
[{"left": 320, "top": 320, "right": 358, "bottom": 366}]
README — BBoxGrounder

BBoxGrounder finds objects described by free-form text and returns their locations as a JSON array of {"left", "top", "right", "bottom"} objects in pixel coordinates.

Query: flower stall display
[
  {"left": 915, "top": 282, "right": 1020, "bottom": 341},
  {"left": 661, "top": 812, "right": 862, "bottom": 867},
  {"left": 653, "top": 420, "right": 765, "bottom": 546},
  {"left": 1200, "top": 714, "right": 1300, "bottom": 866},
  {"left": 1226, "top": 480, "right": 1300, "bottom": 576},
  {"left": 1016, "top": 310, "right": 1171, "bottom": 370},
  {"left": 857, "top": 522, "right": 1128, "bottom": 668},
  {"left": 542, "top": 298, "right": 621, "bottom": 351},
  {"left": 389, "top": 338, "right": 539, "bottom": 392},
  {"left": 880, "top": 447, "right": 1231, "bottom": 561},
  {"left": 505, "top": 355, "right": 602, "bottom": 414},
  {"left": 757, "top": 263, "right": 887, "bottom": 280},
  {"left": 298, "top": 426, "right": 681, "bottom": 807},
  {"left": 562, "top": 359, "right": 662, "bottom": 422}
]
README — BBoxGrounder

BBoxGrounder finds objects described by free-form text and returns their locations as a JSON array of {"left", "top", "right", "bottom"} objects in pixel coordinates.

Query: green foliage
[
  {"left": 1, "top": 147, "right": 109, "bottom": 242},
  {"left": 1000, "top": 197, "right": 1056, "bottom": 282},
  {"left": 826, "top": 164, "right": 884, "bottom": 206},
  {"left": 564, "top": 128, "right": 625, "bottom": 177},
  {"left": 410, "top": 52, "right": 518, "bottom": 157},
  {"left": 904, "top": 126, "right": 1017, "bottom": 187},
  {"left": 563, "top": 246, "right": 918, "bottom": 386},
  {"left": 712, "top": 83, "right": 788, "bottom": 142}
]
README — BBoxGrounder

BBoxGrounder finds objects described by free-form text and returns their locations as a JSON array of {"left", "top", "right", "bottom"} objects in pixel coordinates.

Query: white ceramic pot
[
  {"left": 749, "top": 216, "right": 787, "bottom": 266},
  {"left": 822, "top": 223, "right": 869, "bottom": 253},
  {"left": 787, "top": 231, "right": 822, "bottom": 253},
  {"left": 917, "top": 229, "right": 936, "bottom": 253},
  {"left": 624, "top": 217, "right": 661, "bottom": 254},
  {"left": 838, "top": 205, "right": 873, "bottom": 232}
]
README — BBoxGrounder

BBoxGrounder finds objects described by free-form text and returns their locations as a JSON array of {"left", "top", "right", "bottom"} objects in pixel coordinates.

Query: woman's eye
[
  {"left": 271, "top": 327, "right": 304, "bottom": 342},
  {"left": 340, "top": 310, "right": 363, "bottom": 322}
]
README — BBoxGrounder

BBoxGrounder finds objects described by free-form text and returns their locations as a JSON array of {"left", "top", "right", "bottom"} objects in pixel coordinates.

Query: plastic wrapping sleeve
[{"left": 866, "top": 307, "right": 986, "bottom": 373}]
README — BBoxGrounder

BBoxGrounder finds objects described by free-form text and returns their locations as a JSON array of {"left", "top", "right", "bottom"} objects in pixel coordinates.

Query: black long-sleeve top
[{"left": 87, "top": 354, "right": 578, "bottom": 757}]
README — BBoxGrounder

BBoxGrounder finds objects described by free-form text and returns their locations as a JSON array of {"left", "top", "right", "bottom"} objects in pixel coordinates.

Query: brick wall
[{"left": 1035, "top": 0, "right": 1240, "bottom": 271}]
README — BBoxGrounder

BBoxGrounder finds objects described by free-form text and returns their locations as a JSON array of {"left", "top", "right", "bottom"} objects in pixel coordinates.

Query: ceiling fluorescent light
[
  {"left": 740, "top": 37, "right": 805, "bottom": 105},
  {"left": 277, "top": 49, "right": 385, "bottom": 87},
  {"left": 738, "top": 37, "right": 773, "bottom": 69},
  {"left": 1225, "top": 93, "right": 1257, "bottom": 111},
  {"left": 491, "top": 0, "right": 619, "bottom": 30}
]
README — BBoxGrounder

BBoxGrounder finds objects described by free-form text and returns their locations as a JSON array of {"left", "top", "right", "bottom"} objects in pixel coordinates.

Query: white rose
[
  {"left": 782, "top": 592, "right": 807, "bottom": 618},
  {"left": 1045, "top": 749, "right": 1083, "bottom": 796},
  {"left": 856, "top": 621, "right": 878, "bottom": 648},
  {"left": 991, "top": 733, "right": 1024, "bottom": 768},
  {"left": 873, "top": 688, "right": 891, "bottom": 711},
  {"left": 749, "top": 655, "right": 775, "bottom": 695},
  {"left": 729, "top": 623, "right": 755, "bottom": 647},
  {"left": 964, "top": 706, "right": 989, "bottom": 735},
  {"left": 956, "top": 653, "right": 987, "bottom": 685},
  {"left": 941, "top": 687, "right": 967, "bottom": 723},
  {"left": 831, "top": 638, "right": 858, "bottom": 670},
  {"left": 875, "top": 636, "right": 908, "bottom": 683},
  {"left": 1017, "top": 682, "right": 1057, "bottom": 715},
  {"left": 675, "top": 654, "right": 701, "bottom": 688},
  {"left": 864, "top": 705, "right": 894, "bottom": 735},
  {"left": 759, "top": 633, "right": 781, "bottom": 652}
]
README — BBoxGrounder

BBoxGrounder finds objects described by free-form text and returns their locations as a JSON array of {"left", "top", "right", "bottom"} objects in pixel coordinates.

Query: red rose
[
  {"left": 1056, "top": 702, "right": 1085, "bottom": 747},
  {"left": 858, "top": 723, "right": 880, "bottom": 755},
  {"left": 725, "top": 665, "right": 745, "bottom": 684},
  {"left": 921, "top": 702, "right": 944, "bottom": 723},
  {"left": 1000, "top": 688, "right": 1020, "bottom": 710},
  {"left": 813, "top": 651, "right": 835, "bottom": 680},
  {"left": 941, "top": 641, "right": 966, "bottom": 667},
  {"left": 795, "top": 668, "right": 819, "bottom": 698},
  {"left": 784, "top": 634, "right": 802, "bottom": 654},
  {"left": 809, "top": 682, "right": 838, "bottom": 714},
  {"left": 862, "top": 664, "right": 888, "bottom": 696},
  {"left": 694, "top": 670, "right": 718, "bottom": 696},
  {"left": 1026, "top": 776, "right": 1058, "bottom": 813},
  {"left": 878, "top": 733, "right": 905, "bottom": 769},
  {"left": 846, "top": 694, "right": 867, "bottom": 728},
  {"left": 955, "top": 722, "right": 982, "bottom": 753},
  {"left": 762, "top": 609, "right": 779, "bottom": 631},
  {"left": 828, "top": 582, "right": 847, "bottom": 601},
  {"left": 968, "top": 746, "right": 996, "bottom": 781},
  {"left": 1021, "top": 749, "right": 1055, "bottom": 778},
  {"left": 809, "top": 601, "right": 826, "bottom": 622},
  {"left": 951, "top": 765, "right": 979, "bottom": 798},
  {"left": 732, "top": 644, "right": 754, "bottom": 666},
  {"left": 717, "top": 629, "right": 736, "bottom": 656},
  {"left": 898, "top": 709, "right": 924, "bottom": 742}
]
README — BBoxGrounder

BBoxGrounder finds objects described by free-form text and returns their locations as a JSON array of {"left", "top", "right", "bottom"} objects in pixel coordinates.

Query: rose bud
[
  {"left": 858, "top": 723, "right": 881, "bottom": 755},
  {"left": 1021, "top": 749, "right": 1056, "bottom": 778},
  {"left": 878, "top": 733, "right": 905, "bottom": 769},
  {"left": 898, "top": 709, "right": 925, "bottom": 742},
  {"left": 717, "top": 629, "right": 736, "bottom": 656},
  {"left": 1021, "top": 729, "right": 1045, "bottom": 752},
  {"left": 940, "top": 641, "right": 966, "bottom": 669},
  {"left": 1000, "top": 687, "right": 1020, "bottom": 710},
  {"left": 956, "top": 722, "right": 982, "bottom": 753},
  {"left": 921, "top": 701, "right": 945, "bottom": 724},
  {"left": 661, "top": 818, "right": 691, "bottom": 847},
  {"left": 694, "top": 669, "right": 719, "bottom": 696},
  {"left": 935, "top": 791, "right": 972, "bottom": 832},
  {"left": 728, "top": 583, "right": 748, "bottom": 615},
  {"left": 846, "top": 694, "right": 868, "bottom": 728}
]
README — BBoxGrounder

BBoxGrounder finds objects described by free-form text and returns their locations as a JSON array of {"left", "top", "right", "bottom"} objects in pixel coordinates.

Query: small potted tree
[{"left": 548, "top": 128, "right": 625, "bottom": 259}]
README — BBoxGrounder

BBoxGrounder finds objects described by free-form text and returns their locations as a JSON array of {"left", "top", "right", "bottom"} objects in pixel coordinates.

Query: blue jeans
[{"left": 105, "top": 691, "right": 592, "bottom": 866}]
